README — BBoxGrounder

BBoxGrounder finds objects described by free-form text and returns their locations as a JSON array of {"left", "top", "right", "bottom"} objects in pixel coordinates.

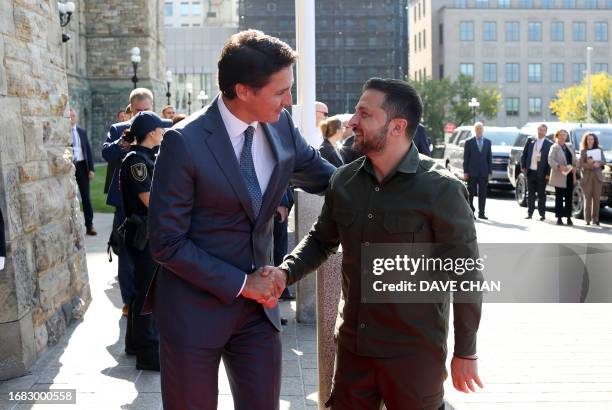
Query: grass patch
[{"left": 91, "top": 163, "right": 115, "bottom": 213}]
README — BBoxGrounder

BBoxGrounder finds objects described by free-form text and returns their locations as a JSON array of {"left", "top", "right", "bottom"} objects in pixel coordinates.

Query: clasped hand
[{"left": 241, "top": 266, "right": 287, "bottom": 308}]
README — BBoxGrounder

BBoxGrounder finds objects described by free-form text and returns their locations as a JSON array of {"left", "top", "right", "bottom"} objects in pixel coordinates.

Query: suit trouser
[
  {"left": 159, "top": 300, "right": 282, "bottom": 410},
  {"left": 125, "top": 240, "right": 159, "bottom": 362},
  {"left": 527, "top": 170, "right": 547, "bottom": 217},
  {"left": 554, "top": 174, "right": 574, "bottom": 218},
  {"left": 113, "top": 207, "right": 135, "bottom": 304},
  {"left": 582, "top": 177, "right": 603, "bottom": 223},
  {"left": 327, "top": 343, "right": 446, "bottom": 410},
  {"left": 75, "top": 161, "right": 94, "bottom": 227},
  {"left": 467, "top": 176, "right": 488, "bottom": 215}
]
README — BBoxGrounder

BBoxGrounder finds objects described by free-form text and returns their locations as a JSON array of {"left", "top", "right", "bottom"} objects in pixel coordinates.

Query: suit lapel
[
  {"left": 202, "top": 98, "right": 257, "bottom": 223},
  {"left": 255, "top": 123, "right": 281, "bottom": 227}
]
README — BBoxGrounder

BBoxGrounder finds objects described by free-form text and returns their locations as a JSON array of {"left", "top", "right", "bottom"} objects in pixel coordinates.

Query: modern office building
[
  {"left": 164, "top": 1, "right": 239, "bottom": 113},
  {"left": 409, "top": 0, "right": 612, "bottom": 126},
  {"left": 238, "top": 0, "right": 409, "bottom": 115}
]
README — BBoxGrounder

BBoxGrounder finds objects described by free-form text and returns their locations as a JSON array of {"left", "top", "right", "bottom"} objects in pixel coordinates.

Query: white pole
[
  {"left": 586, "top": 46, "right": 592, "bottom": 122},
  {"left": 294, "top": 0, "right": 319, "bottom": 147}
]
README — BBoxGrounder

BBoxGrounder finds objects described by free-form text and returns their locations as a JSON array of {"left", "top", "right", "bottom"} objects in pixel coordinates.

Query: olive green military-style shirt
[{"left": 280, "top": 143, "right": 482, "bottom": 359}]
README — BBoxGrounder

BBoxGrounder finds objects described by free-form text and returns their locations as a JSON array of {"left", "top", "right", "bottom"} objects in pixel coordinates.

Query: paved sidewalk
[{"left": 0, "top": 213, "right": 318, "bottom": 410}]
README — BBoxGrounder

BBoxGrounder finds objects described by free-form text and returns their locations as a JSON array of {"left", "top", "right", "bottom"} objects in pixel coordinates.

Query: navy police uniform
[{"left": 120, "top": 145, "right": 160, "bottom": 370}]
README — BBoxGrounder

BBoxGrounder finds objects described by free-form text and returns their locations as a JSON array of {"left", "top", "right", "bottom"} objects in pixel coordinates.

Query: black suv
[{"left": 507, "top": 122, "right": 612, "bottom": 218}]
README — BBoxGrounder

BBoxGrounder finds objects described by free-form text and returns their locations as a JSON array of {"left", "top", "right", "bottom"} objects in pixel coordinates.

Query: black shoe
[
  {"left": 478, "top": 215, "right": 488, "bottom": 220},
  {"left": 525, "top": 215, "right": 533, "bottom": 219},
  {"left": 595, "top": 221, "right": 600, "bottom": 226},
  {"left": 125, "top": 347, "right": 137, "bottom": 356},
  {"left": 86, "top": 226, "right": 97, "bottom": 236},
  {"left": 539, "top": 216, "right": 545, "bottom": 221},
  {"left": 281, "top": 317, "right": 288, "bottom": 326},
  {"left": 586, "top": 221, "right": 591, "bottom": 226},
  {"left": 136, "top": 360, "right": 160, "bottom": 371},
  {"left": 566, "top": 218, "right": 573, "bottom": 226},
  {"left": 136, "top": 351, "right": 160, "bottom": 371},
  {"left": 556, "top": 218, "right": 564, "bottom": 225}
]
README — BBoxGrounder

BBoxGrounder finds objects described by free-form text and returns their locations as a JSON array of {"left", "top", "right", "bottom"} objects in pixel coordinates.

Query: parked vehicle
[
  {"left": 507, "top": 122, "right": 612, "bottom": 217},
  {"left": 442, "top": 126, "right": 519, "bottom": 188}
]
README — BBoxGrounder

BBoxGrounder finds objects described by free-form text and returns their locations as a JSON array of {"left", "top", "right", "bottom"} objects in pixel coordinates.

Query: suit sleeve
[
  {"left": 148, "top": 130, "right": 247, "bottom": 304},
  {"left": 285, "top": 113, "right": 336, "bottom": 194},
  {"left": 487, "top": 141, "right": 492, "bottom": 175},
  {"left": 463, "top": 140, "right": 471, "bottom": 174},
  {"left": 102, "top": 125, "right": 126, "bottom": 163},
  {"left": 520, "top": 140, "right": 530, "bottom": 170},
  {"left": 279, "top": 173, "right": 340, "bottom": 285},
  {"left": 431, "top": 179, "right": 482, "bottom": 357},
  {"left": 83, "top": 130, "right": 94, "bottom": 172}
]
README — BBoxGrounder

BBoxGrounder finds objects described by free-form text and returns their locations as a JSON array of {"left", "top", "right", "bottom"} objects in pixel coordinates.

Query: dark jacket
[
  {"left": 463, "top": 136, "right": 492, "bottom": 178},
  {"left": 0, "top": 208, "right": 5, "bottom": 260},
  {"left": 520, "top": 137, "right": 552, "bottom": 178},
  {"left": 339, "top": 134, "right": 361, "bottom": 164},
  {"left": 102, "top": 121, "right": 131, "bottom": 207},
  {"left": 413, "top": 124, "right": 432, "bottom": 156},
  {"left": 147, "top": 96, "right": 336, "bottom": 347},
  {"left": 75, "top": 126, "right": 94, "bottom": 172},
  {"left": 318, "top": 139, "right": 344, "bottom": 168}
]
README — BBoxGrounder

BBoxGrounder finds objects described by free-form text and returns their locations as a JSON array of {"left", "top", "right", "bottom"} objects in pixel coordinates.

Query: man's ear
[
  {"left": 391, "top": 118, "right": 408, "bottom": 137},
  {"left": 234, "top": 84, "right": 250, "bottom": 102}
]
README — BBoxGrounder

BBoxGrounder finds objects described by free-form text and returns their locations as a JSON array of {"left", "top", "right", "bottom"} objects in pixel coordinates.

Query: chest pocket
[{"left": 383, "top": 211, "right": 426, "bottom": 243}]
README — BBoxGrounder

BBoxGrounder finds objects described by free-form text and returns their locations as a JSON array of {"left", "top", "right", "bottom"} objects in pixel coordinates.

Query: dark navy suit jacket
[
  {"left": 413, "top": 124, "right": 432, "bottom": 156},
  {"left": 75, "top": 127, "right": 94, "bottom": 172},
  {"left": 102, "top": 121, "right": 131, "bottom": 207},
  {"left": 463, "top": 136, "right": 492, "bottom": 177},
  {"left": 148, "top": 97, "right": 335, "bottom": 347},
  {"left": 520, "top": 137, "right": 552, "bottom": 178}
]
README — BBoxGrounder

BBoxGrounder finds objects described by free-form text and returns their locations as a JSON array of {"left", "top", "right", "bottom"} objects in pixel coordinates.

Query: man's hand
[
  {"left": 463, "top": 173, "right": 469, "bottom": 181},
  {"left": 521, "top": 168, "right": 526, "bottom": 175},
  {"left": 88, "top": 171, "right": 95, "bottom": 181},
  {"left": 451, "top": 356, "right": 484, "bottom": 393},
  {"left": 119, "top": 138, "right": 131, "bottom": 149},
  {"left": 257, "top": 266, "right": 288, "bottom": 308},
  {"left": 276, "top": 206, "right": 288, "bottom": 223},
  {"left": 241, "top": 268, "right": 279, "bottom": 307}
]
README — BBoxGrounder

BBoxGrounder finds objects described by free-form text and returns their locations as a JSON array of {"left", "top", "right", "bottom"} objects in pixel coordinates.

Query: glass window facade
[
  {"left": 528, "top": 22, "right": 542, "bottom": 41},
  {"left": 551, "top": 63, "right": 564, "bottom": 83},
  {"left": 483, "top": 22, "right": 497, "bottom": 41},
  {"left": 551, "top": 22, "right": 564, "bottom": 41},
  {"left": 506, "top": 63, "right": 520, "bottom": 82},
  {"left": 460, "top": 21, "right": 474, "bottom": 41},
  {"left": 506, "top": 22, "right": 520, "bottom": 41},
  {"left": 573, "top": 22, "right": 586, "bottom": 41},
  {"left": 528, "top": 63, "right": 542, "bottom": 82}
]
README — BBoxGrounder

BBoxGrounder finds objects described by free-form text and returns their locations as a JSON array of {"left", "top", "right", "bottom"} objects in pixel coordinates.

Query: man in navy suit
[
  {"left": 148, "top": 30, "right": 335, "bottom": 410},
  {"left": 521, "top": 124, "right": 553, "bottom": 221},
  {"left": 463, "top": 122, "right": 492, "bottom": 219},
  {"left": 413, "top": 123, "right": 432, "bottom": 156},
  {"left": 69, "top": 109, "right": 96, "bottom": 235},
  {"left": 102, "top": 88, "right": 153, "bottom": 332}
]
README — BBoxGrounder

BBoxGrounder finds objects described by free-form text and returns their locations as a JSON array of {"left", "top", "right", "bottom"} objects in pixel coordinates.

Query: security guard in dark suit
[{"left": 119, "top": 111, "right": 172, "bottom": 371}]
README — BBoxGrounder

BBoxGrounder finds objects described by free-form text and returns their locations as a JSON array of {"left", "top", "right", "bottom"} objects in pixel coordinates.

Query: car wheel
[
  {"left": 572, "top": 184, "right": 584, "bottom": 219},
  {"left": 515, "top": 173, "right": 527, "bottom": 207}
]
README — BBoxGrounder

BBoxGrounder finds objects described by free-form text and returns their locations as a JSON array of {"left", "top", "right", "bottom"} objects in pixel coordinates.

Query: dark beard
[{"left": 353, "top": 123, "right": 389, "bottom": 155}]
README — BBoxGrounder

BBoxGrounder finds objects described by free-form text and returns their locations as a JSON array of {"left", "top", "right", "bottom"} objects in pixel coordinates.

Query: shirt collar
[
  {"left": 132, "top": 144, "right": 157, "bottom": 159},
  {"left": 361, "top": 142, "right": 420, "bottom": 179},
  {"left": 217, "top": 94, "right": 259, "bottom": 138}
]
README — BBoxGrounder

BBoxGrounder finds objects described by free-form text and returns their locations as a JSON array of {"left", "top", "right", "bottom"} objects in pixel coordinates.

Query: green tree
[
  {"left": 550, "top": 72, "right": 612, "bottom": 123},
  {"left": 449, "top": 74, "right": 501, "bottom": 127},
  {"left": 412, "top": 78, "right": 453, "bottom": 145}
]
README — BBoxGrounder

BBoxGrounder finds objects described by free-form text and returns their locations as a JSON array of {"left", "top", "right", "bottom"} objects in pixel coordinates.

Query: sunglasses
[{"left": 317, "top": 111, "right": 329, "bottom": 117}]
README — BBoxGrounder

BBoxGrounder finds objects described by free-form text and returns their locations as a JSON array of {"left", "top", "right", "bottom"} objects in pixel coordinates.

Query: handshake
[{"left": 241, "top": 266, "right": 288, "bottom": 308}]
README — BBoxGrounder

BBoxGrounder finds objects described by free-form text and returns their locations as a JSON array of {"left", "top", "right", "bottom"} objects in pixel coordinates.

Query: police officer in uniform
[{"left": 119, "top": 111, "right": 172, "bottom": 371}]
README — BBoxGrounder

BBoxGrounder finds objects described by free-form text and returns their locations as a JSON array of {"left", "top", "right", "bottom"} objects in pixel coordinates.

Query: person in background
[
  {"left": 119, "top": 111, "right": 172, "bottom": 371},
  {"left": 102, "top": 88, "right": 153, "bottom": 347},
  {"left": 172, "top": 114, "right": 186, "bottom": 125},
  {"left": 125, "top": 104, "right": 133, "bottom": 120},
  {"left": 579, "top": 132, "right": 606, "bottom": 226},
  {"left": 117, "top": 110, "right": 129, "bottom": 123},
  {"left": 318, "top": 115, "right": 345, "bottom": 167},
  {"left": 161, "top": 105, "right": 176, "bottom": 120},
  {"left": 548, "top": 129, "right": 577, "bottom": 226},
  {"left": 521, "top": 124, "right": 553, "bottom": 221},
  {"left": 413, "top": 123, "right": 432, "bottom": 156},
  {"left": 463, "top": 122, "right": 492, "bottom": 220},
  {"left": 70, "top": 108, "right": 96, "bottom": 236}
]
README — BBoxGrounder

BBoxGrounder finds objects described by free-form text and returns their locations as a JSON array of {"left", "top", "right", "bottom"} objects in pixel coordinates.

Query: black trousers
[
  {"left": 327, "top": 344, "right": 446, "bottom": 410},
  {"left": 467, "top": 176, "right": 488, "bottom": 216},
  {"left": 113, "top": 207, "right": 134, "bottom": 304},
  {"left": 159, "top": 300, "right": 281, "bottom": 410},
  {"left": 125, "top": 240, "right": 159, "bottom": 362},
  {"left": 527, "top": 170, "right": 547, "bottom": 217},
  {"left": 555, "top": 174, "right": 574, "bottom": 218},
  {"left": 75, "top": 161, "right": 93, "bottom": 227}
]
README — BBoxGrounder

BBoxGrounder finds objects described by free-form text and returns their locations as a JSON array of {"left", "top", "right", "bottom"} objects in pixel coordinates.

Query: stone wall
[
  {"left": 0, "top": 0, "right": 90, "bottom": 380},
  {"left": 64, "top": 0, "right": 166, "bottom": 161}
]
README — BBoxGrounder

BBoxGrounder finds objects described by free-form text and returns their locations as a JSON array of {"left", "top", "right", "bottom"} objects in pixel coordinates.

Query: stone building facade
[{"left": 0, "top": 0, "right": 165, "bottom": 380}]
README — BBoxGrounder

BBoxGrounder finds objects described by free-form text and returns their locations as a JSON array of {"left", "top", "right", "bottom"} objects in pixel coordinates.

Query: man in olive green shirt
[{"left": 264, "top": 78, "right": 483, "bottom": 409}]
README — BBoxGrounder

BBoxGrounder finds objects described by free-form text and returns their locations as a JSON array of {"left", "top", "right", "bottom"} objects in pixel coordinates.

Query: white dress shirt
[
  {"left": 217, "top": 96, "right": 277, "bottom": 296},
  {"left": 530, "top": 137, "right": 545, "bottom": 171},
  {"left": 72, "top": 126, "right": 84, "bottom": 162}
]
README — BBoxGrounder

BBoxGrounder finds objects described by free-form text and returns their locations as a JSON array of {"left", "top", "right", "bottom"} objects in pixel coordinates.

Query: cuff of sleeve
[
  {"left": 454, "top": 335, "right": 477, "bottom": 357},
  {"left": 236, "top": 274, "right": 247, "bottom": 298}
]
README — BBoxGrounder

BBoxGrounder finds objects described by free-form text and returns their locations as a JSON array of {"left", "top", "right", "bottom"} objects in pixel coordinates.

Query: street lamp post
[
  {"left": 165, "top": 70, "right": 173, "bottom": 105},
  {"left": 58, "top": 1, "right": 76, "bottom": 42},
  {"left": 197, "top": 90, "right": 209, "bottom": 109},
  {"left": 468, "top": 97, "right": 480, "bottom": 124},
  {"left": 586, "top": 46, "right": 593, "bottom": 121},
  {"left": 130, "top": 47, "right": 141, "bottom": 89},
  {"left": 186, "top": 82, "right": 193, "bottom": 115}
]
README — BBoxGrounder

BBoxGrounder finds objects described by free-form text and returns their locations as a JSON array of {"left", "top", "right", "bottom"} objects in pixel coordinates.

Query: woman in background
[
  {"left": 318, "top": 115, "right": 345, "bottom": 167},
  {"left": 579, "top": 132, "right": 606, "bottom": 226}
]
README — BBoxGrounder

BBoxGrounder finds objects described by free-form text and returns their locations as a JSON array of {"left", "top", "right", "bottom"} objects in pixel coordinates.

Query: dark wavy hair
[{"left": 580, "top": 132, "right": 599, "bottom": 150}]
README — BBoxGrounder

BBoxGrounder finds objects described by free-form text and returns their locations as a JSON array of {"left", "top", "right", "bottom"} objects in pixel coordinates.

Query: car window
[
  {"left": 487, "top": 131, "right": 519, "bottom": 146},
  {"left": 450, "top": 131, "right": 460, "bottom": 144},
  {"left": 573, "top": 128, "right": 612, "bottom": 151},
  {"left": 458, "top": 131, "right": 470, "bottom": 143},
  {"left": 515, "top": 133, "right": 529, "bottom": 147}
]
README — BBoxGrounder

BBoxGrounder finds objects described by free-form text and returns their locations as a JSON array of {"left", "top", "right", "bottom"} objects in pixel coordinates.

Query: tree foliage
[
  {"left": 550, "top": 72, "right": 612, "bottom": 123},
  {"left": 410, "top": 74, "right": 501, "bottom": 145}
]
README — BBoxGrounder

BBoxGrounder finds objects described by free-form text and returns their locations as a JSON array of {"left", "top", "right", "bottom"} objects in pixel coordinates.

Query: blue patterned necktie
[
  {"left": 477, "top": 138, "right": 483, "bottom": 152},
  {"left": 239, "top": 125, "right": 262, "bottom": 216}
]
